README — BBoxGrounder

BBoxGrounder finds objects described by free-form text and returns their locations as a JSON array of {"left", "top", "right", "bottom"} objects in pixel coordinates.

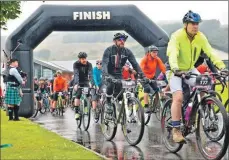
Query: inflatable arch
[{"left": 5, "top": 4, "right": 169, "bottom": 117}]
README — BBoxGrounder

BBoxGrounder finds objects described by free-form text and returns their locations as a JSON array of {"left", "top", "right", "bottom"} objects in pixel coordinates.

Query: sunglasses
[
  {"left": 96, "top": 63, "right": 102, "bottom": 65},
  {"left": 118, "top": 37, "right": 126, "bottom": 42}
]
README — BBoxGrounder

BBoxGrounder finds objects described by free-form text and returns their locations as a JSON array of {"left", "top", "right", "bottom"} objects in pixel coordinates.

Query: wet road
[{"left": 31, "top": 108, "right": 229, "bottom": 160}]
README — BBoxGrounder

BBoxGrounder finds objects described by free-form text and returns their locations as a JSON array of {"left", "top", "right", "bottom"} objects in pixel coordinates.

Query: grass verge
[{"left": 0, "top": 110, "right": 101, "bottom": 160}]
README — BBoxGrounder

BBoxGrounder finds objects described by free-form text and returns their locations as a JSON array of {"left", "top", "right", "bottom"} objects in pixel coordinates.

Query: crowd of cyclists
[{"left": 29, "top": 10, "right": 229, "bottom": 160}]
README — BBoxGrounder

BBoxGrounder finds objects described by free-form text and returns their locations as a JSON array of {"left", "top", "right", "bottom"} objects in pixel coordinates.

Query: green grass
[{"left": 0, "top": 110, "right": 101, "bottom": 160}]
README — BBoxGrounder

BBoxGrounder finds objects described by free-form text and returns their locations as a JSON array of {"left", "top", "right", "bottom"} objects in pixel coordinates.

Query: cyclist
[
  {"left": 140, "top": 45, "right": 166, "bottom": 113},
  {"left": 36, "top": 77, "right": 49, "bottom": 109},
  {"left": 91, "top": 60, "right": 103, "bottom": 119},
  {"left": 68, "top": 75, "right": 74, "bottom": 103},
  {"left": 73, "top": 52, "right": 94, "bottom": 120},
  {"left": 102, "top": 32, "right": 148, "bottom": 120},
  {"left": 34, "top": 77, "right": 39, "bottom": 92},
  {"left": 51, "top": 70, "right": 67, "bottom": 113},
  {"left": 166, "top": 10, "right": 227, "bottom": 143},
  {"left": 122, "top": 61, "right": 137, "bottom": 80}
]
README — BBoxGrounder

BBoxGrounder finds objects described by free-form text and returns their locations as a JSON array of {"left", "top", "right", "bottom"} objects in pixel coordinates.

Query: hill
[{"left": 1, "top": 19, "right": 228, "bottom": 61}]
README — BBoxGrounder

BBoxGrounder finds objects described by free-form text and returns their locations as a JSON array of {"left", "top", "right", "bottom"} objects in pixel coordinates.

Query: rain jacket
[
  {"left": 53, "top": 76, "right": 67, "bottom": 92},
  {"left": 140, "top": 54, "right": 166, "bottom": 79},
  {"left": 93, "top": 67, "right": 102, "bottom": 87},
  {"left": 167, "top": 28, "right": 225, "bottom": 71}
]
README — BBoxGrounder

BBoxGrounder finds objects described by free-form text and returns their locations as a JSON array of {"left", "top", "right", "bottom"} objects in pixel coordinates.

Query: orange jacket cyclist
[
  {"left": 51, "top": 70, "right": 67, "bottom": 112},
  {"left": 140, "top": 45, "right": 166, "bottom": 113}
]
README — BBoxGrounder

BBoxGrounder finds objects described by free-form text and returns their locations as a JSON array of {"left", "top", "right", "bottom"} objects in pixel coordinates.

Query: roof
[{"left": 34, "top": 58, "right": 73, "bottom": 73}]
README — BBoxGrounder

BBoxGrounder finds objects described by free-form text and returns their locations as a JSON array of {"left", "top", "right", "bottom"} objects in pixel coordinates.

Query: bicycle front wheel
[
  {"left": 161, "top": 99, "right": 183, "bottom": 153},
  {"left": 100, "top": 100, "right": 117, "bottom": 141},
  {"left": 82, "top": 98, "right": 91, "bottom": 131},
  {"left": 122, "top": 97, "right": 145, "bottom": 146},
  {"left": 196, "top": 97, "right": 229, "bottom": 160}
]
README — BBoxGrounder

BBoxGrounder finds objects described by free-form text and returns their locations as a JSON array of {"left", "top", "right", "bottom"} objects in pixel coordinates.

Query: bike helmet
[
  {"left": 78, "top": 52, "right": 87, "bottom": 58},
  {"left": 148, "top": 45, "right": 159, "bottom": 52},
  {"left": 113, "top": 33, "right": 128, "bottom": 41},
  {"left": 56, "top": 70, "right": 62, "bottom": 74},
  {"left": 183, "top": 10, "right": 202, "bottom": 23}
]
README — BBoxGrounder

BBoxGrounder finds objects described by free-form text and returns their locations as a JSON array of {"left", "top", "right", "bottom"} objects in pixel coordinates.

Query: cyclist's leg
[
  {"left": 106, "top": 82, "right": 114, "bottom": 103},
  {"left": 74, "top": 88, "right": 82, "bottom": 120},
  {"left": 150, "top": 81, "right": 160, "bottom": 108},
  {"left": 51, "top": 92, "right": 58, "bottom": 112},
  {"left": 103, "top": 81, "right": 115, "bottom": 119},
  {"left": 167, "top": 70, "right": 185, "bottom": 142},
  {"left": 37, "top": 94, "right": 42, "bottom": 110},
  {"left": 142, "top": 83, "right": 152, "bottom": 113},
  {"left": 91, "top": 88, "right": 98, "bottom": 110}
]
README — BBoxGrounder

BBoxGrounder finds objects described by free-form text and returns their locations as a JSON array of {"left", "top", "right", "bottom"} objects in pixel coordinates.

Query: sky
[{"left": 1, "top": 1, "right": 228, "bottom": 36}]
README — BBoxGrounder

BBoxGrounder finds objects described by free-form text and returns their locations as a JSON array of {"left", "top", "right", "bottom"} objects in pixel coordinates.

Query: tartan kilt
[{"left": 4, "top": 85, "right": 21, "bottom": 105}]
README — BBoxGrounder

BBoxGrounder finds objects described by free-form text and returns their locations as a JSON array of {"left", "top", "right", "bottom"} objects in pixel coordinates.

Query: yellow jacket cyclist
[{"left": 166, "top": 10, "right": 226, "bottom": 143}]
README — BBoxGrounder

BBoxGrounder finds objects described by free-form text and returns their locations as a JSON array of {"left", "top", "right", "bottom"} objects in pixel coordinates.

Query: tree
[{"left": 0, "top": 1, "right": 22, "bottom": 30}]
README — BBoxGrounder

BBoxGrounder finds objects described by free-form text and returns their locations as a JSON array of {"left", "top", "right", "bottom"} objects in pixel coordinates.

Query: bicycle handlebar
[{"left": 178, "top": 72, "right": 228, "bottom": 93}]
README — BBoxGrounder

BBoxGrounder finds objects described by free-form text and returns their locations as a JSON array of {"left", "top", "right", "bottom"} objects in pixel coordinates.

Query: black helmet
[
  {"left": 183, "top": 10, "right": 202, "bottom": 23},
  {"left": 78, "top": 52, "right": 87, "bottom": 58},
  {"left": 113, "top": 33, "right": 128, "bottom": 41},
  {"left": 148, "top": 45, "right": 159, "bottom": 52}
]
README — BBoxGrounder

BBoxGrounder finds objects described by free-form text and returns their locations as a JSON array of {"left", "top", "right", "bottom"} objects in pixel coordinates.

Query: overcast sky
[{"left": 1, "top": 1, "right": 228, "bottom": 36}]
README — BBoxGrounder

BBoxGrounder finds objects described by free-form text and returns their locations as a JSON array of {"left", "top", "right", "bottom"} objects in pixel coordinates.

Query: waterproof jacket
[
  {"left": 140, "top": 54, "right": 166, "bottom": 79},
  {"left": 93, "top": 67, "right": 102, "bottom": 87},
  {"left": 167, "top": 28, "right": 225, "bottom": 71},
  {"left": 102, "top": 45, "right": 144, "bottom": 78}
]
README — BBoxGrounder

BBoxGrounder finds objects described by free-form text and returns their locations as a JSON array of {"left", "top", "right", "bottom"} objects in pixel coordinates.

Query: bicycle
[
  {"left": 52, "top": 92, "right": 66, "bottom": 116},
  {"left": 139, "top": 79, "right": 170, "bottom": 124},
  {"left": 75, "top": 87, "right": 94, "bottom": 131},
  {"left": 42, "top": 92, "right": 50, "bottom": 112},
  {"left": 92, "top": 86, "right": 107, "bottom": 123},
  {"left": 66, "top": 87, "right": 73, "bottom": 108},
  {"left": 161, "top": 72, "right": 229, "bottom": 160},
  {"left": 100, "top": 78, "right": 145, "bottom": 146},
  {"left": 32, "top": 91, "right": 46, "bottom": 118}
]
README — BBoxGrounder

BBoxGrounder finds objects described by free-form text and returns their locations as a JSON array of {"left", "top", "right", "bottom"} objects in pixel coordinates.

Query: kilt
[{"left": 4, "top": 84, "right": 21, "bottom": 105}]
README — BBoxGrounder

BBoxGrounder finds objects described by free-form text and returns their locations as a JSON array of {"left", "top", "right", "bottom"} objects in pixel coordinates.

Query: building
[
  {"left": 34, "top": 59, "right": 73, "bottom": 81},
  {"left": 1, "top": 58, "right": 73, "bottom": 89}
]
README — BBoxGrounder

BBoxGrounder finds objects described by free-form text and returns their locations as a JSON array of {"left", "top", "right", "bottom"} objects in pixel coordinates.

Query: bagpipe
[{"left": 2, "top": 39, "right": 27, "bottom": 82}]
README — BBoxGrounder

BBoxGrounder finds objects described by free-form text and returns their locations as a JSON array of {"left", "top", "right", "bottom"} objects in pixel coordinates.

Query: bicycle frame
[
  {"left": 180, "top": 85, "right": 215, "bottom": 136},
  {"left": 110, "top": 80, "right": 138, "bottom": 125}
]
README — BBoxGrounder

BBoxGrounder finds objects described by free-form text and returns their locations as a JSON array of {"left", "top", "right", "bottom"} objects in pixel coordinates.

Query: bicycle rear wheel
[
  {"left": 122, "top": 97, "right": 145, "bottom": 146},
  {"left": 100, "top": 100, "right": 117, "bottom": 141},
  {"left": 161, "top": 99, "right": 183, "bottom": 153},
  {"left": 83, "top": 98, "right": 91, "bottom": 131},
  {"left": 196, "top": 97, "right": 229, "bottom": 160}
]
